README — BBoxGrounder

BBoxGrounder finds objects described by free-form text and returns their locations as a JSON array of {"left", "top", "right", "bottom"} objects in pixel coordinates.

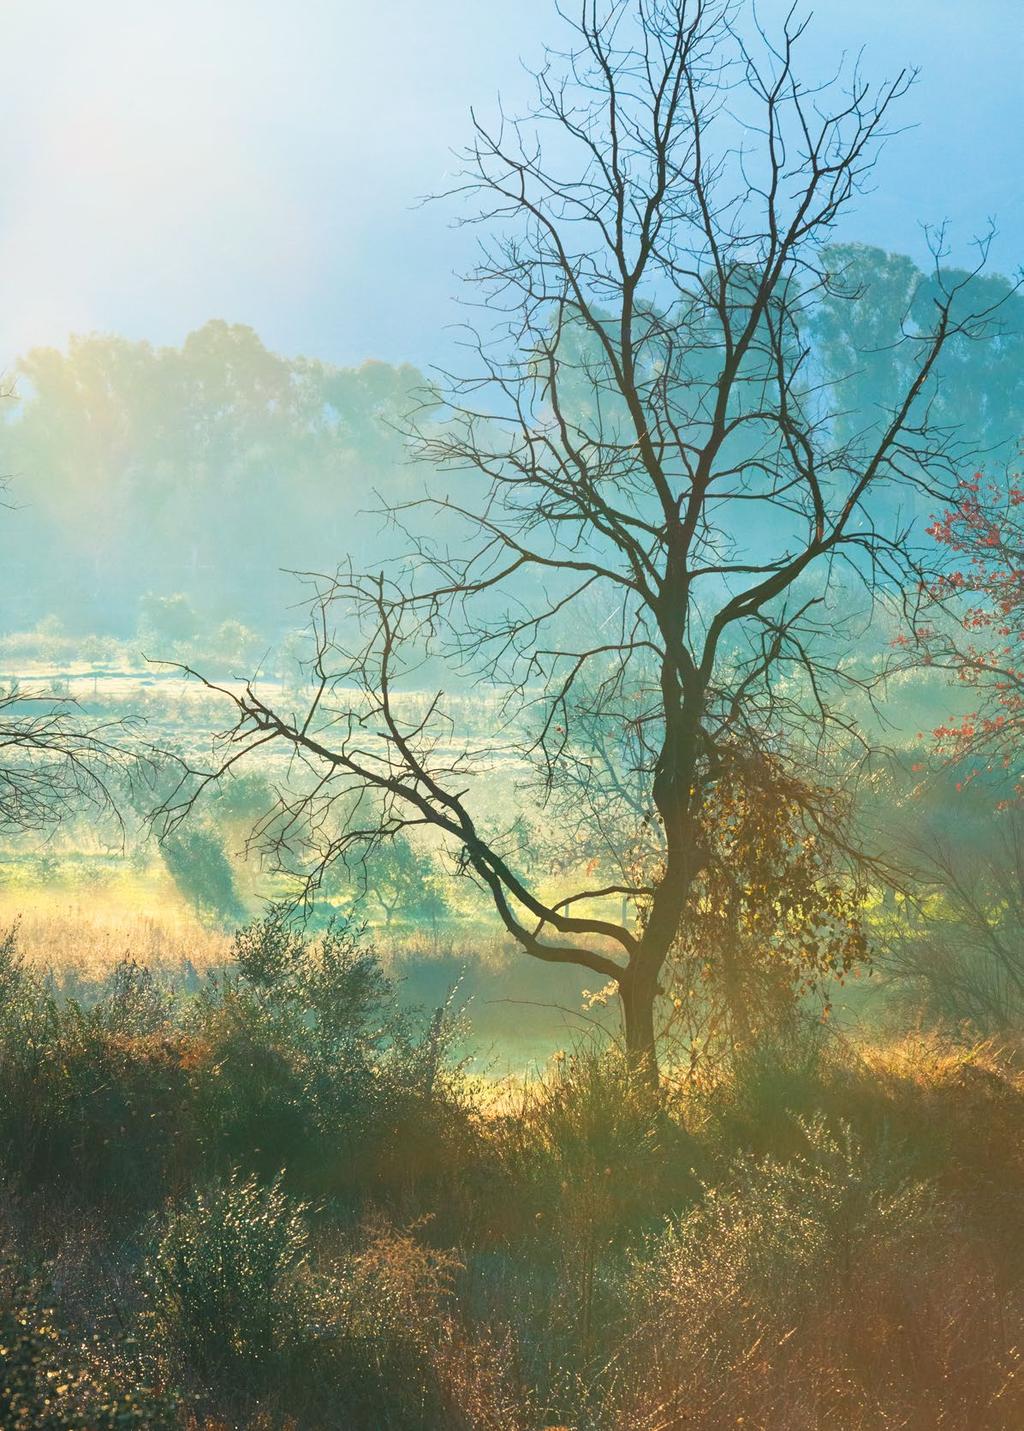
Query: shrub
[
  {"left": 635, "top": 1116, "right": 936, "bottom": 1350},
  {"left": 320, "top": 1217, "right": 529, "bottom": 1431},
  {"left": 468, "top": 1049, "right": 696, "bottom": 1421},
  {"left": 326, "top": 1218, "right": 460, "bottom": 1427},
  {"left": 144, "top": 1183, "right": 521, "bottom": 1430},
  {"left": 0, "top": 1253, "right": 176, "bottom": 1429},
  {"left": 611, "top": 1116, "right": 1024, "bottom": 1429},
  {"left": 693, "top": 1018, "right": 832, "bottom": 1162},
  {"left": 0, "top": 914, "right": 476, "bottom": 1214},
  {"left": 190, "top": 913, "right": 478, "bottom": 1206},
  {"left": 94, "top": 957, "right": 175, "bottom": 1038},
  {"left": 144, "top": 1169, "right": 321, "bottom": 1397},
  {"left": 492, "top": 1049, "right": 697, "bottom": 1245},
  {"left": 0, "top": 948, "right": 193, "bottom": 1205}
]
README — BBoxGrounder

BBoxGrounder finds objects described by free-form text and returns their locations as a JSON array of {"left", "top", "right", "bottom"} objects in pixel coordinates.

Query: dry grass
[{"left": 0, "top": 895, "right": 232, "bottom": 981}]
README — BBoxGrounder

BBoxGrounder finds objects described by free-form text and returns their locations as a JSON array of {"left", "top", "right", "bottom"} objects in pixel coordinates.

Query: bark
[{"left": 621, "top": 965, "right": 661, "bottom": 1088}]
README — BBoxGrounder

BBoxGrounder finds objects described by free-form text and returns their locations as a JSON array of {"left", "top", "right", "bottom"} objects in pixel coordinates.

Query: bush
[
  {"left": 144, "top": 1169, "right": 321, "bottom": 1398},
  {"left": 190, "top": 913, "right": 479, "bottom": 1207},
  {"left": 693, "top": 1018, "right": 832, "bottom": 1161},
  {"left": 0, "top": 1253, "right": 175, "bottom": 1429},
  {"left": 5, "top": 905, "right": 1023, "bottom": 1429},
  {"left": 636, "top": 1116, "right": 936, "bottom": 1350},
  {"left": 94, "top": 957, "right": 175, "bottom": 1038},
  {"left": 0, "top": 948, "right": 194, "bottom": 1205},
  {"left": 614, "top": 1115, "right": 1024, "bottom": 1429},
  {"left": 463, "top": 1050, "right": 697, "bottom": 1422},
  {"left": 0, "top": 915, "right": 477, "bottom": 1214},
  {"left": 492, "top": 1049, "right": 697, "bottom": 1245},
  {"left": 326, "top": 1218, "right": 462, "bottom": 1428},
  {"left": 145, "top": 1181, "right": 520, "bottom": 1430}
]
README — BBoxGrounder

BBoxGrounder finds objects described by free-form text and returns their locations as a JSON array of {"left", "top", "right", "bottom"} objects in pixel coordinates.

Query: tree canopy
[{"left": 0, "top": 322, "right": 428, "bottom": 639}]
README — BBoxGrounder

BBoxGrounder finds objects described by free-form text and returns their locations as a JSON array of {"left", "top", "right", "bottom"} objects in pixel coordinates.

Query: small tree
[
  {"left": 362, "top": 836, "right": 447, "bottom": 929},
  {"left": 909, "top": 467, "right": 1024, "bottom": 798},
  {"left": 138, "top": 592, "right": 200, "bottom": 647},
  {"left": 170, "top": 1, "right": 993, "bottom": 1080},
  {"left": 315, "top": 832, "right": 448, "bottom": 928},
  {"left": 160, "top": 823, "right": 246, "bottom": 927}
]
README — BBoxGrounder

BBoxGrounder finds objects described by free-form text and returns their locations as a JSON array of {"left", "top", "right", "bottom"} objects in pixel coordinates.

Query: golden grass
[{"left": 0, "top": 891, "right": 231, "bottom": 979}]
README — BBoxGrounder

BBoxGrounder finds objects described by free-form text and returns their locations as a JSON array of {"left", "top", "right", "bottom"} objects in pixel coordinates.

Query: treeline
[
  {"left": 0, "top": 245, "right": 1020, "bottom": 648},
  {"left": 0, "top": 321, "right": 428, "bottom": 638}
]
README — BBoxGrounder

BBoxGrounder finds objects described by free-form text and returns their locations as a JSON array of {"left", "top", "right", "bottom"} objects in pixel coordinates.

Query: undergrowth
[{"left": 0, "top": 916, "right": 1021, "bottom": 1428}]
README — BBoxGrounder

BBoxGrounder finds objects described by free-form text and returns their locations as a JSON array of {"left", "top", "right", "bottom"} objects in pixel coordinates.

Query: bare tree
[
  {"left": 0, "top": 684, "right": 135, "bottom": 837},
  {"left": 167, "top": 0, "right": 995, "bottom": 1080},
  {"left": 880, "top": 808, "right": 1024, "bottom": 1036}
]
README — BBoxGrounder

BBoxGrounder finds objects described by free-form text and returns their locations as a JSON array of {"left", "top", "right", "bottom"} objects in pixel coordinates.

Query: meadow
[{"left": 0, "top": 642, "right": 1017, "bottom": 1429}]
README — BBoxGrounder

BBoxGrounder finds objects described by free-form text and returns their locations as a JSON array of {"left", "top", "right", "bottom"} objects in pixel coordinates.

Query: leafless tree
[
  {"left": 880, "top": 809, "right": 1024, "bottom": 1036},
  {"left": 166, "top": 0, "right": 995, "bottom": 1080},
  {"left": 0, "top": 684, "right": 136, "bottom": 838}
]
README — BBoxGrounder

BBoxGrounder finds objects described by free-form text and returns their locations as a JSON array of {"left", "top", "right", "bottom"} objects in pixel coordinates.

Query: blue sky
[{"left": 0, "top": 0, "right": 1019, "bottom": 371}]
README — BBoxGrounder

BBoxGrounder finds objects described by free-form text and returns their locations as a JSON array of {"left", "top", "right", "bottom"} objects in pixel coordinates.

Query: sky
[{"left": 0, "top": 0, "right": 1019, "bottom": 373}]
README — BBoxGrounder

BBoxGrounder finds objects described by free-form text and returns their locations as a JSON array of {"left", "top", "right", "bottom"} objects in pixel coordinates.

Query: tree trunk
[{"left": 621, "top": 973, "right": 659, "bottom": 1089}]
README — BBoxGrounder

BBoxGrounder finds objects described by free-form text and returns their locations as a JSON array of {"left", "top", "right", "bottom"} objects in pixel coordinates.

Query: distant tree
[
  {"left": 362, "top": 837, "right": 448, "bottom": 928},
  {"left": 814, "top": 246, "right": 1024, "bottom": 462},
  {"left": 169, "top": 0, "right": 995, "bottom": 1081},
  {"left": 160, "top": 822, "right": 246, "bottom": 927},
  {"left": 206, "top": 620, "right": 262, "bottom": 671},
  {"left": 139, "top": 592, "right": 200, "bottom": 646}
]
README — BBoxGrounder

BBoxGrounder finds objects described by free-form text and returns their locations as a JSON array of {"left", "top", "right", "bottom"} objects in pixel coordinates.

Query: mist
[{"left": 0, "top": 3, "right": 1023, "bottom": 1427}]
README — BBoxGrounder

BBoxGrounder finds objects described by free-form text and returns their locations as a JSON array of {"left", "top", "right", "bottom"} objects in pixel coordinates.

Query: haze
[{"left": 0, "top": 0, "right": 1019, "bottom": 370}]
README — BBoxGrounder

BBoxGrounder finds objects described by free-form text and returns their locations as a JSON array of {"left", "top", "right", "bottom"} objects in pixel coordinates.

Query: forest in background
[
  {"left": 0, "top": 260, "right": 1021, "bottom": 1428},
  {"left": 0, "top": 244, "right": 1020, "bottom": 651},
  {"left": 0, "top": 239, "right": 1020, "bottom": 1046}
]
